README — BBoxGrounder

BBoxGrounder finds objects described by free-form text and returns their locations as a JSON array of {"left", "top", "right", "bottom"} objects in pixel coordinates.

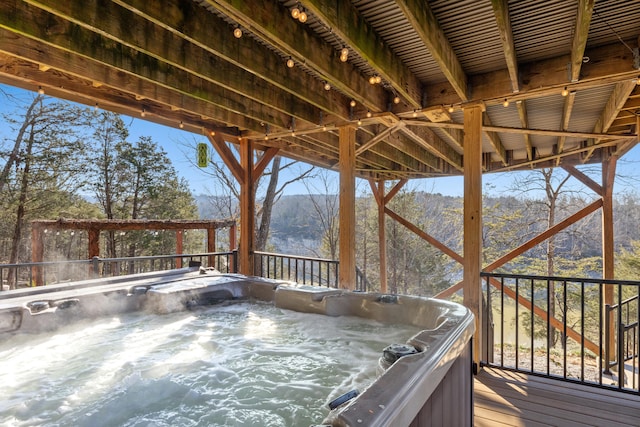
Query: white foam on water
[{"left": 0, "top": 301, "right": 420, "bottom": 426}]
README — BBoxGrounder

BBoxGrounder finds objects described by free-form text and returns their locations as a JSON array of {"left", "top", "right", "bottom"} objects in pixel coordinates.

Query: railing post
[
  {"left": 604, "top": 304, "right": 612, "bottom": 374},
  {"left": 91, "top": 256, "right": 100, "bottom": 278}
]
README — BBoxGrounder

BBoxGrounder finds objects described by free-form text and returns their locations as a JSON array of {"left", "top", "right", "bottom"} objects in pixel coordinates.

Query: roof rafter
[
  {"left": 210, "top": 0, "right": 388, "bottom": 112},
  {"left": 303, "top": 0, "right": 422, "bottom": 109},
  {"left": 395, "top": 0, "right": 468, "bottom": 100}
]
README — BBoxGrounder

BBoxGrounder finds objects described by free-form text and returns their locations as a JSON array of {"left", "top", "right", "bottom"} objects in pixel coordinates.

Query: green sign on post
[{"left": 196, "top": 142, "right": 208, "bottom": 167}]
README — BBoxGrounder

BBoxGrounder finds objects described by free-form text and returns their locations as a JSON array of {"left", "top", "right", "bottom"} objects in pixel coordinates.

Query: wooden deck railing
[{"left": 482, "top": 272, "right": 640, "bottom": 394}]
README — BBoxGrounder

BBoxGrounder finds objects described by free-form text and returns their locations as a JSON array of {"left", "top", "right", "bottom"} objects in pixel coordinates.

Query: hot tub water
[{"left": 0, "top": 302, "right": 420, "bottom": 427}]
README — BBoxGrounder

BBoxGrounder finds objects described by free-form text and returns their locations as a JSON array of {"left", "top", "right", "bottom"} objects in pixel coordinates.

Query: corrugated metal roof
[{"left": 589, "top": 0, "right": 640, "bottom": 48}]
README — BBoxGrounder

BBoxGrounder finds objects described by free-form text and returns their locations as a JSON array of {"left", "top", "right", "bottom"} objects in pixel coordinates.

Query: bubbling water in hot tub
[{"left": 0, "top": 301, "right": 421, "bottom": 427}]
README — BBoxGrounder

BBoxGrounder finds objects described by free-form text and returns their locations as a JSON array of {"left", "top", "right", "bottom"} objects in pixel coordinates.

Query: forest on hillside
[{"left": 3, "top": 93, "right": 640, "bottom": 298}]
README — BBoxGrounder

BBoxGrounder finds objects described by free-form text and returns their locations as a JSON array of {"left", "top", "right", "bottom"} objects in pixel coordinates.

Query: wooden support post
[
  {"left": 239, "top": 138, "right": 255, "bottom": 275},
  {"left": 207, "top": 227, "right": 216, "bottom": 269},
  {"left": 339, "top": 125, "right": 357, "bottom": 290},
  {"left": 88, "top": 227, "right": 100, "bottom": 277},
  {"left": 377, "top": 181, "right": 388, "bottom": 293},
  {"left": 176, "top": 230, "right": 183, "bottom": 268},
  {"left": 602, "top": 156, "right": 616, "bottom": 368},
  {"left": 31, "top": 225, "right": 44, "bottom": 286},
  {"left": 463, "top": 103, "right": 484, "bottom": 367},
  {"left": 229, "top": 223, "right": 237, "bottom": 273}
]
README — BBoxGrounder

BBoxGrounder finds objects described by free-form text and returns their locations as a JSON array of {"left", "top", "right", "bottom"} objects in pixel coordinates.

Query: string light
[
  {"left": 366, "top": 110, "right": 372, "bottom": 118},
  {"left": 350, "top": 99, "right": 356, "bottom": 107},
  {"left": 502, "top": 98, "right": 509, "bottom": 107},
  {"left": 37, "top": 86, "right": 44, "bottom": 95},
  {"left": 561, "top": 86, "right": 569, "bottom": 97},
  {"left": 357, "top": 118, "right": 362, "bottom": 126},
  {"left": 448, "top": 105, "right": 454, "bottom": 113},
  {"left": 412, "top": 110, "right": 418, "bottom": 118},
  {"left": 393, "top": 96, "right": 401, "bottom": 104},
  {"left": 286, "top": 58, "right": 295, "bottom": 68},
  {"left": 264, "top": 134, "right": 269, "bottom": 140},
  {"left": 369, "top": 76, "right": 376, "bottom": 85},
  {"left": 140, "top": 108, "right": 146, "bottom": 117},
  {"left": 298, "top": 11, "right": 308, "bottom": 23},
  {"left": 323, "top": 81, "right": 331, "bottom": 91},
  {"left": 340, "top": 47, "right": 349, "bottom": 62},
  {"left": 179, "top": 121, "right": 184, "bottom": 129},
  {"left": 291, "top": 6, "right": 300, "bottom": 19},
  {"left": 233, "top": 27, "right": 242, "bottom": 38},
  {"left": 375, "top": 76, "right": 382, "bottom": 84},
  {"left": 210, "top": 130, "right": 215, "bottom": 136},
  {"left": 94, "top": 103, "right": 99, "bottom": 111}
]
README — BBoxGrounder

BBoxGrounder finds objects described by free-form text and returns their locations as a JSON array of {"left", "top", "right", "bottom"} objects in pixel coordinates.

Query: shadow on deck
[{"left": 474, "top": 367, "right": 640, "bottom": 427}]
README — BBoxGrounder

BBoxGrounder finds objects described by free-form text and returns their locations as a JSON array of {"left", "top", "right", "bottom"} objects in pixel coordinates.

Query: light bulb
[
  {"left": 94, "top": 103, "right": 99, "bottom": 111},
  {"left": 322, "top": 125, "right": 327, "bottom": 131},
  {"left": 179, "top": 121, "right": 184, "bottom": 129},
  {"left": 375, "top": 75, "right": 382, "bottom": 84},
  {"left": 233, "top": 27, "right": 242, "bottom": 38},
  {"left": 350, "top": 100, "right": 356, "bottom": 107},
  {"left": 561, "top": 87, "right": 569, "bottom": 97},
  {"left": 369, "top": 76, "right": 376, "bottom": 85},
  {"left": 298, "top": 11, "right": 307, "bottom": 23},
  {"left": 291, "top": 7, "right": 300, "bottom": 19},
  {"left": 210, "top": 131, "right": 215, "bottom": 136},
  {"left": 323, "top": 82, "right": 331, "bottom": 91},
  {"left": 140, "top": 108, "right": 146, "bottom": 117},
  {"left": 393, "top": 96, "right": 400, "bottom": 104},
  {"left": 37, "top": 86, "right": 44, "bottom": 95},
  {"left": 341, "top": 47, "right": 349, "bottom": 57},
  {"left": 502, "top": 99, "right": 509, "bottom": 107},
  {"left": 264, "top": 134, "right": 269, "bottom": 140},
  {"left": 412, "top": 110, "right": 418, "bottom": 118},
  {"left": 448, "top": 105, "right": 454, "bottom": 113},
  {"left": 340, "top": 53, "right": 348, "bottom": 62},
  {"left": 366, "top": 110, "right": 372, "bottom": 118},
  {"left": 357, "top": 118, "right": 362, "bottom": 126},
  {"left": 286, "top": 58, "right": 294, "bottom": 68},
  {"left": 291, "top": 131, "right": 295, "bottom": 137}
]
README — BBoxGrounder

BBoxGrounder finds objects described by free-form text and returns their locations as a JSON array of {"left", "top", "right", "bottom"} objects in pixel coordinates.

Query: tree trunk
[{"left": 255, "top": 156, "right": 280, "bottom": 251}]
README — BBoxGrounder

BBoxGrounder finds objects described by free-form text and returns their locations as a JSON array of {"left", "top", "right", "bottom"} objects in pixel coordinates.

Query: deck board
[{"left": 474, "top": 367, "right": 640, "bottom": 427}]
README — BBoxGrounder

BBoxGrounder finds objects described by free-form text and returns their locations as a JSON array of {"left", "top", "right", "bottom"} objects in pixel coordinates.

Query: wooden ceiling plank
[
  {"left": 490, "top": 0, "right": 519, "bottom": 93},
  {"left": 395, "top": 0, "right": 468, "bottom": 101},
  {"left": 304, "top": 0, "right": 422, "bottom": 109},
  {"left": 210, "top": 0, "right": 388, "bottom": 112},
  {"left": 7, "top": 1, "right": 329, "bottom": 129},
  {"left": 570, "top": 0, "right": 595, "bottom": 83}
]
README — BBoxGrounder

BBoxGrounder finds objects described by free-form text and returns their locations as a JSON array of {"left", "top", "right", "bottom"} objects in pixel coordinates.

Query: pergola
[{"left": 1, "top": 0, "right": 638, "bottom": 364}]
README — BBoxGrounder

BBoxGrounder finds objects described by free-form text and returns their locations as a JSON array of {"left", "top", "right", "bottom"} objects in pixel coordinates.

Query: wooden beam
[
  {"left": 113, "top": 0, "right": 351, "bottom": 119},
  {"left": 338, "top": 125, "right": 357, "bottom": 290},
  {"left": 368, "top": 180, "right": 389, "bottom": 294},
  {"left": 208, "top": 133, "right": 245, "bottom": 185},
  {"left": 483, "top": 112, "right": 508, "bottom": 166},
  {"left": 356, "top": 122, "right": 405, "bottom": 156},
  {"left": 491, "top": 0, "right": 519, "bottom": 92},
  {"left": 556, "top": 90, "right": 577, "bottom": 164},
  {"left": 0, "top": 3, "right": 322, "bottom": 129},
  {"left": 516, "top": 100, "right": 533, "bottom": 161},
  {"left": 484, "top": 199, "right": 603, "bottom": 272},
  {"left": 570, "top": 0, "right": 595, "bottom": 82},
  {"left": 562, "top": 164, "right": 602, "bottom": 195},
  {"left": 396, "top": 0, "right": 468, "bottom": 100},
  {"left": 304, "top": 0, "right": 422, "bottom": 108},
  {"left": 239, "top": 138, "right": 255, "bottom": 275},
  {"left": 399, "top": 125, "right": 463, "bottom": 171},
  {"left": 383, "top": 179, "right": 408, "bottom": 205},
  {"left": 27, "top": 0, "right": 339, "bottom": 123},
  {"left": 601, "top": 157, "right": 616, "bottom": 367},
  {"left": 211, "top": 0, "right": 388, "bottom": 112},
  {"left": 463, "top": 103, "right": 484, "bottom": 366},
  {"left": 253, "top": 147, "right": 280, "bottom": 184},
  {"left": 589, "top": 80, "right": 638, "bottom": 159},
  {"left": 385, "top": 207, "right": 463, "bottom": 264}
]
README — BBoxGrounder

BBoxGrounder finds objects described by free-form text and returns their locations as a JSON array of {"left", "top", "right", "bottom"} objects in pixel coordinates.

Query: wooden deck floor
[{"left": 474, "top": 367, "right": 640, "bottom": 427}]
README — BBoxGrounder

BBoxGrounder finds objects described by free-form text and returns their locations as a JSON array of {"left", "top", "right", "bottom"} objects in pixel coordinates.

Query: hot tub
[{"left": 0, "top": 268, "right": 474, "bottom": 426}]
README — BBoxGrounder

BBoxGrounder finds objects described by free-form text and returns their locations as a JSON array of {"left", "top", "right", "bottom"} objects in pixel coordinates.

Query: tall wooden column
[
  {"left": 463, "top": 103, "right": 484, "bottom": 367},
  {"left": 339, "top": 125, "right": 357, "bottom": 290},
  {"left": 239, "top": 138, "right": 255, "bottom": 275},
  {"left": 377, "top": 180, "right": 388, "bottom": 294},
  {"left": 176, "top": 230, "right": 183, "bottom": 268},
  {"left": 602, "top": 156, "right": 616, "bottom": 367}
]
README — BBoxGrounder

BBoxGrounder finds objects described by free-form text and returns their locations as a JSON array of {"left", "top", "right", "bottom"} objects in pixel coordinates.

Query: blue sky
[{"left": 2, "top": 83, "right": 639, "bottom": 199}]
